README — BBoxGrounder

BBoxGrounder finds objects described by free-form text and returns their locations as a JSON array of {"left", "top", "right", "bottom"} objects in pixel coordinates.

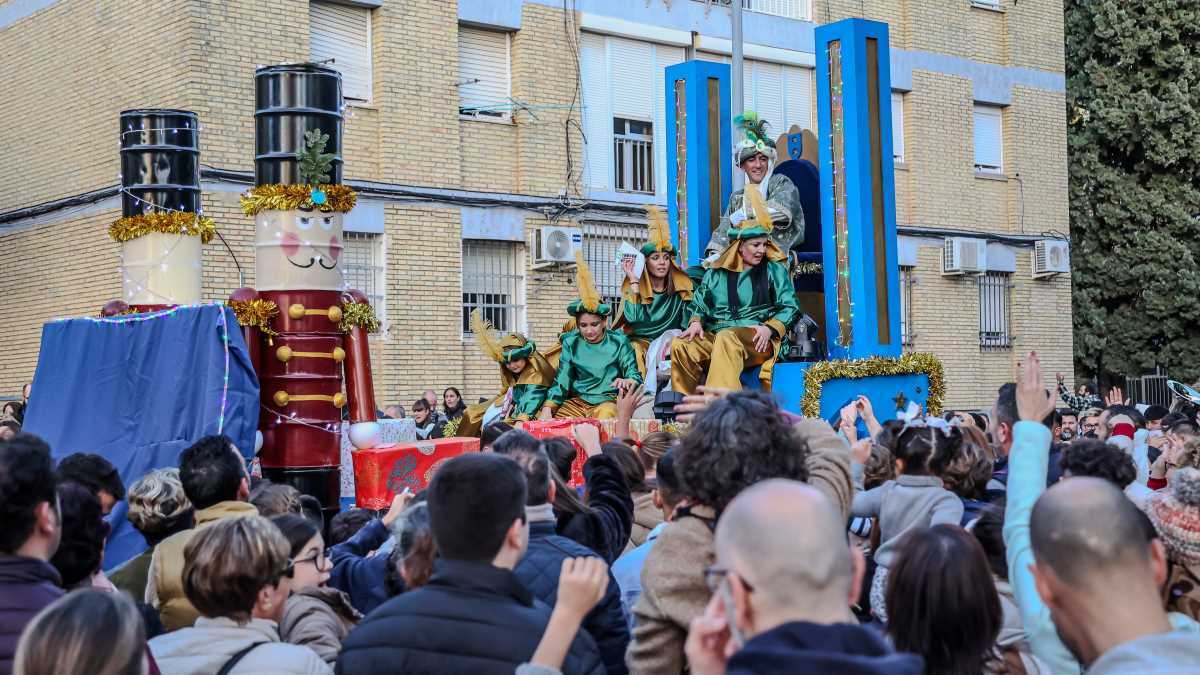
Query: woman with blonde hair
[
  {"left": 148, "top": 516, "right": 331, "bottom": 674},
  {"left": 14, "top": 590, "right": 148, "bottom": 675},
  {"left": 110, "top": 468, "right": 194, "bottom": 599}
]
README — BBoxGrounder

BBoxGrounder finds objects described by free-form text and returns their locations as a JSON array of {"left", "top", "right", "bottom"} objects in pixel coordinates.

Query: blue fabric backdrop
[{"left": 22, "top": 304, "right": 260, "bottom": 571}]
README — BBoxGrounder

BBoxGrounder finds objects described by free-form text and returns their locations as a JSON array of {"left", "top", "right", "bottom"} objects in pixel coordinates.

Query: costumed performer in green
[
  {"left": 672, "top": 182, "right": 801, "bottom": 394},
  {"left": 453, "top": 310, "right": 556, "bottom": 437},
  {"left": 703, "top": 112, "right": 804, "bottom": 264},
  {"left": 539, "top": 251, "right": 642, "bottom": 420},
  {"left": 612, "top": 205, "right": 694, "bottom": 378}
]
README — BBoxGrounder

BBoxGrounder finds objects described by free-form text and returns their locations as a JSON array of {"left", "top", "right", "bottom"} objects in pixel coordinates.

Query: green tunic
[
  {"left": 546, "top": 330, "right": 642, "bottom": 406},
  {"left": 690, "top": 259, "right": 801, "bottom": 337},
  {"left": 707, "top": 173, "right": 804, "bottom": 255},
  {"left": 510, "top": 382, "right": 549, "bottom": 419},
  {"left": 617, "top": 291, "right": 691, "bottom": 341}
]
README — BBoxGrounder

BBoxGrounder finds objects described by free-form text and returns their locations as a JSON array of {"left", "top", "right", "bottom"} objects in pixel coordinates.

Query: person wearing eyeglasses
[
  {"left": 273, "top": 514, "right": 360, "bottom": 665},
  {"left": 148, "top": 515, "right": 332, "bottom": 674}
]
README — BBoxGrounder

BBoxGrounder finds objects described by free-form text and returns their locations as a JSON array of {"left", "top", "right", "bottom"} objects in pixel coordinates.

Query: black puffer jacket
[
  {"left": 335, "top": 559, "right": 604, "bottom": 675},
  {"left": 556, "top": 454, "right": 634, "bottom": 564}
]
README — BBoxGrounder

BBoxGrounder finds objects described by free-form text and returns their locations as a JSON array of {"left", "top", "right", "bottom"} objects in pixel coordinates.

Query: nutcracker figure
[
  {"left": 229, "top": 64, "right": 380, "bottom": 519},
  {"left": 102, "top": 109, "right": 211, "bottom": 316}
]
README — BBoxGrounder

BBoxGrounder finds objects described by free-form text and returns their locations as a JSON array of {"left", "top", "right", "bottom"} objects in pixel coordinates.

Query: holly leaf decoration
[{"left": 295, "top": 129, "right": 335, "bottom": 185}]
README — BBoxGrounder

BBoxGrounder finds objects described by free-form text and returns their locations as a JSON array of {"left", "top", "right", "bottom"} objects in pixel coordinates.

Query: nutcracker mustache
[{"left": 286, "top": 255, "right": 339, "bottom": 270}]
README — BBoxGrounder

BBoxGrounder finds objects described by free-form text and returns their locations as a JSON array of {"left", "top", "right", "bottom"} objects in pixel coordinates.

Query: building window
[
  {"left": 458, "top": 26, "right": 511, "bottom": 120},
  {"left": 899, "top": 266, "right": 914, "bottom": 346},
  {"left": 309, "top": 1, "right": 373, "bottom": 102},
  {"left": 978, "top": 272, "right": 1012, "bottom": 350},
  {"left": 971, "top": 0, "right": 1002, "bottom": 9},
  {"left": 891, "top": 92, "right": 905, "bottom": 163},
  {"left": 462, "top": 240, "right": 525, "bottom": 335},
  {"left": 613, "top": 118, "right": 654, "bottom": 194},
  {"left": 342, "top": 232, "right": 386, "bottom": 331},
  {"left": 581, "top": 221, "right": 649, "bottom": 307},
  {"left": 691, "top": 0, "right": 812, "bottom": 21},
  {"left": 973, "top": 104, "right": 1004, "bottom": 174}
]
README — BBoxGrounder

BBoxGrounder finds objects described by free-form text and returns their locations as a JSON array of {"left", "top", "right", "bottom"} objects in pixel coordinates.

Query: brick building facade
[{"left": 0, "top": 0, "right": 1073, "bottom": 411}]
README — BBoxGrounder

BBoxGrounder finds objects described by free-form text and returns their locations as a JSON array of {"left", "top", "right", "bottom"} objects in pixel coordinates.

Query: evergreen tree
[
  {"left": 295, "top": 129, "right": 335, "bottom": 185},
  {"left": 1066, "top": 0, "right": 1200, "bottom": 381}
]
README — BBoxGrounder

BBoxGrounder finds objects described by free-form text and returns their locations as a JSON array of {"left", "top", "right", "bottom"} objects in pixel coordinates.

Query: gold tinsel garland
[
  {"left": 240, "top": 184, "right": 358, "bottom": 216},
  {"left": 340, "top": 301, "right": 380, "bottom": 334},
  {"left": 227, "top": 299, "right": 280, "bottom": 337},
  {"left": 442, "top": 416, "right": 463, "bottom": 437},
  {"left": 109, "top": 212, "right": 216, "bottom": 244},
  {"left": 800, "top": 352, "right": 945, "bottom": 418}
]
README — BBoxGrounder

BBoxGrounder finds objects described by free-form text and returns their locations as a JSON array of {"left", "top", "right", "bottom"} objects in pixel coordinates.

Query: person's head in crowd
[
  {"left": 480, "top": 421, "right": 514, "bottom": 451},
  {"left": 602, "top": 441, "right": 645, "bottom": 494},
  {"left": 411, "top": 399, "right": 432, "bottom": 427},
  {"left": 1146, "top": 468, "right": 1200, "bottom": 569},
  {"left": 708, "top": 480, "right": 864, "bottom": 639},
  {"left": 635, "top": 431, "right": 676, "bottom": 479},
  {"left": 182, "top": 515, "right": 293, "bottom": 625},
  {"left": 886, "top": 524, "right": 1006, "bottom": 674},
  {"left": 892, "top": 423, "right": 963, "bottom": 479},
  {"left": 0, "top": 433, "right": 60, "bottom": 560},
  {"left": 1101, "top": 404, "right": 1146, "bottom": 436},
  {"left": 1059, "top": 409, "right": 1079, "bottom": 441},
  {"left": 675, "top": 390, "right": 809, "bottom": 514},
  {"left": 383, "top": 404, "right": 405, "bottom": 420},
  {"left": 1058, "top": 439, "right": 1136, "bottom": 489},
  {"left": 298, "top": 494, "right": 324, "bottom": 532},
  {"left": 21, "top": 383, "right": 31, "bottom": 402},
  {"left": 1029, "top": 477, "right": 1170, "bottom": 666},
  {"left": 940, "top": 426, "right": 994, "bottom": 501},
  {"left": 968, "top": 412, "right": 988, "bottom": 431},
  {"left": 271, "top": 513, "right": 332, "bottom": 592},
  {"left": 991, "top": 382, "right": 1054, "bottom": 454},
  {"left": 1, "top": 401, "right": 18, "bottom": 420},
  {"left": 1145, "top": 405, "right": 1169, "bottom": 431},
  {"left": 427, "top": 453, "right": 528, "bottom": 569},
  {"left": 178, "top": 435, "right": 249, "bottom": 511},
  {"left": 49, "top": 481, "right": 108, "bottom": 589},
  {"left": 126, "top": 468, "right": 194, "bottom": 547},
  {"left": 422, "top": 389, "right": 438, "bottom": 412},
  {"left": 56, "top": 452, "right": 125, "bottom": 515},
  {"left": 541, "top": 436, "right": 577, "bottom": 482},
  {"left": 388, "top": 501, "right": 436, "bottom": 594},
  {"left": 1165, "top": 439, "right": 1200, "bottom": 481},
  {"left": 443, "top": 387, "right": 464, "bottom": 415},
  {"left": 328, "top": 509, "right": 374, "bottom": 547},
  {"left": 652, "top": 450, "right": 684, "bottom": 520},
  {"left": 862, "top": 443, "right": 896, "bottom": 491},
  {"left": 1080, "top": 407, "right": 1105, "bottom": 439},
  {"left": 1167, "top": 417, "right": 1199, "bottom": 449},
  {"left": 874, "top": 419, "right": 906, "bottom": 454},
  {"left": 0, "top": 419, "right": 19, "bottom": 441},
  {"left": 1050, "top": 409, "right": 1064, "bottom": 443},
  {"left": 494, "top": 434, "right": 554, "bottom": 508},
  {"left": 972, "top": 501, "right": 1008, "bottom": 581},
  {"left": 249, "top": 481, "right": 301, "bottom": 517},
  {"left": 14, "top": 590, "right": 146, "bottom": 675}
]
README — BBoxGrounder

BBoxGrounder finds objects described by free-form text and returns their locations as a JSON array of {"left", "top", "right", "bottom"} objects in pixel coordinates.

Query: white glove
[{"left": 348, "top": 421, "right": 381, "bottom": 450}]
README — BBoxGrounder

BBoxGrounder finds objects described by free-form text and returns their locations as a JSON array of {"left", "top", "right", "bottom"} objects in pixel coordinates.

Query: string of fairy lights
[{"left": 827, "top": 41, "right": 854, "bottom": 348}]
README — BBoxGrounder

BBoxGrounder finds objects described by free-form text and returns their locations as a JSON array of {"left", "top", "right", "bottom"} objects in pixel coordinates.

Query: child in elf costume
[
  {"left": 453, "top": 310, "right": 556, "bottom": 436},
  {"left": 540, "top": 252, "right": 642, "bottom": 419},
  {"left": 672, "top": 183, "right": 801, "bottom": 394},
  {"left": 613, "top": 205, "right": 694, "bottom": 379}
]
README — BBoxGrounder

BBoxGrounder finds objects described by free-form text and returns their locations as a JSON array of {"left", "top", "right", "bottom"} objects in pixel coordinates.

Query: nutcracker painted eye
[
  {"left": 319, "top": 216, "right": 334, "bottom": 231},
  {"left": 297, "top": 216, "right": 313, "bottom": 230}
]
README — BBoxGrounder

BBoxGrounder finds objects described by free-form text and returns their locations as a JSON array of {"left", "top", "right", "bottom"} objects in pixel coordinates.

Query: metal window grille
[
  {"left": 341, "top": 232, "right": 385, "bottom": 330},
  {"left": 978, "top": 273, "right": 1012, "bottom": 350},
  {"left": 462, "top": 240, "right": 525, "bottom": 335},
  {"left": 899, "top": 266, "right": 915, "bottom": 347},
  {"left": 581, "top": 221, "right": 649, "bottom": 307},
  {"left": 694, "top": 0, "right": 812, "bottom": 21},
  {"left": 613, "top": 118, "right": 654, "bottom": 194}
]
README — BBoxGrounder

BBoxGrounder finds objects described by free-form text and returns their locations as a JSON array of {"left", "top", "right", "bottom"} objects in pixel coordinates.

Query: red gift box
[
  {"left": 351, "top": 437, "right": 480, "bottom": 509},
  {"left": 522, "top": 418, "right": 610, "bottom": 488}
]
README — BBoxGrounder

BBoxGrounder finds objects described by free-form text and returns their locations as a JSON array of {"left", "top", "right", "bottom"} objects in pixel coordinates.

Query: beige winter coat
[
  {"left": 148, "top": 616, "right": 332, "bottom": 675},
  {"left": 279, "top": 586, "right": 362, "bottom": 664}
]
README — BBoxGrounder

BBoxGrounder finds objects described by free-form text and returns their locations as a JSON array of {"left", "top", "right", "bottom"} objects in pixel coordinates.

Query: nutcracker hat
[
  {"left": 734, "top": 111, "right": 777, "bottom": 165},
  {"left": 1147, "top": 468, "right": 1200, "bottom": 566},
  {"left": 625, "top": 206, "right": 693, "bottom": 303},
  {"left": 714, "top": 185, "right": 786, "bottom": 272},
  {"left": 470, "top": 309, "right": 537, "bottom": 364},
  {"left": 567, "top": 250, "right": 613, "bottom": 317}
]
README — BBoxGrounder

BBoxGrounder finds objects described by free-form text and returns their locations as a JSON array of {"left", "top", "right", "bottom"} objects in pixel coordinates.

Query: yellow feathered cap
[
  {"left": 640, "top": 206, "right": 675, "bottom": 256},
  {"left": 567, "top": 250, "right": 612, "bottom": 317}
]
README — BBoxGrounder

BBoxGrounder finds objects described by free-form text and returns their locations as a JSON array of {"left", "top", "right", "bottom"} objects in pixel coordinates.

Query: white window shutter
[
  {"left": 581, "top": 32, "right": 612, "bottom": 191},
  {"left": 458, "top": 27, "right": 510, "bottom": 118},
  {"left": 609, "top": 37, "right": 654, "bottom": 120},
  {"left": 891, "top": 92, "right": 904, "bottom": 162},
  {"left": 654, "top": 45, "right": 685, "bottom": 197},
  {"left": 309, "top": 1, "right": 372, "bottom": 102},
  {"left": 752, "top": 61, "right": 784, "bottom": 138},
  {"left": 973, "top": 105, "right": 1003, "bottom": 172},
  {"left": 783, "top": 65, "right": 813, "bottom": 133}
]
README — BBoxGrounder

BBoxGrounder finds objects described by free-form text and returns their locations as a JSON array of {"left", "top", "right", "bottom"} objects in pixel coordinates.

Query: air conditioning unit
[
  {"left": 534, "top": 226, "right": 582, "bottom": 266},
  {"left": 942, "top": 237, "right": 987, "bottom": 275},
  {"left": 1033, "top": 239, "right": 1070, "bottom": 278}
]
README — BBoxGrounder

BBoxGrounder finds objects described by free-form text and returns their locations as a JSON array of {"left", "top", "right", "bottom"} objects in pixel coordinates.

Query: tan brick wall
[{"left": 904, "top": 71, "right": 977, "bottom": 229}]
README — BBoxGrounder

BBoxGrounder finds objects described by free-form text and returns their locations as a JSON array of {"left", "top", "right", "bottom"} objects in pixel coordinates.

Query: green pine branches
[{"left": 295, "top": 129, "right": 335, "bottom": 185}]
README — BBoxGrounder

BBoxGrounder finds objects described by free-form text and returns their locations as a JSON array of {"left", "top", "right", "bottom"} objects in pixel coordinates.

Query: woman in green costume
[
  {"left": 539, "top": 252, "right": 642, "bottom": 420},
  {"left": 613, "top": 205, "right": 694, "bottom": 377},
  {"left": 453, "top": 310, "right": 555, "bottom": 436}
]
